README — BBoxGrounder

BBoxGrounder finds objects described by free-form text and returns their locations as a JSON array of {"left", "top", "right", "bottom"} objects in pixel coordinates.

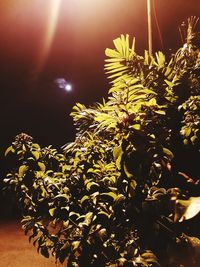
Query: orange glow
[{"left": 36, "top": 0, "right": 62, "bottom": 75}]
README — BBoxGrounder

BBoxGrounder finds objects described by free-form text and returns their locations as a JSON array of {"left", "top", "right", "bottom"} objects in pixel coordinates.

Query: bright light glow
[
  {"left": 65, "top": 84, "right": 72, "bottom": 92},
  {"left": 55, "top": 78, "right": 72, "bottom": 92},
  {"left": 36, "top": 0, "right": 62, "bottom": 75}
]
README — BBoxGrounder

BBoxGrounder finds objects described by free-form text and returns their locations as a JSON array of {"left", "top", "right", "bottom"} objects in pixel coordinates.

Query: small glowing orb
[
  {"left": 55, "top": 78, "right": 72, "bottom": 92},
  {"left": 65, "top": 84, "right": 72, "bottom": 92}
]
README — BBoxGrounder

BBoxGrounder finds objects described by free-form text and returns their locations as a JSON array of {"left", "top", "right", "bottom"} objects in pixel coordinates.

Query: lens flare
[
  {"left": 55, "top": 78, "right": 72, "bottom": 92},
  {"left": 65, "top": 84, "right": 72, "bottom": 92},
  {"left": 36, "top": 0, "right": 62, "bottom": 76}
]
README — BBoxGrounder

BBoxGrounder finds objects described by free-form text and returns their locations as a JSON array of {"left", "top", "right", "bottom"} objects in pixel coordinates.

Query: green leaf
[
  {"left": 32, "top": 151, "right": 40, "bottom": 160},
  {"left": 106, "top": 66, "right": 128, "bottom": 74},
  {"left": 165, "top": 79, "right": 174, "bottom": 88},
  {"left": 105, "top": 62, "right": 125, "bottom": 70},
  {"left": 154, "top": 110, "right": 166, "bottom": 115},
  {"left": 86, "top": 181, "right": 99, "bottom": 191},
  {"left": 80, "top": 195, "right": 90, "bottom": 205},
  {"left": 183, "top": 139, "right": 189, "bottom": 145},
  {"left": 49, "top": 208, "right": 56, "bottom": 217},
  {"left": 148, "top": 98, "right": 157, "bottom": 106},
  {"left": 113, "top": 145, "right": 122, "bottom": 161},
  {"left": 185, "top": 127, "right": 192, "bottom": 137},
  {"left": 32, "top": 143, "right": 40, "bottom": 149},
  {"left": 113, "top": 145, "right": 123, "bottom": 170},
  {"left": 123, "top": 163, "right": 134, "bottom": 179},
  {"left": 38, "top": 162, "right": 46, "bottom": 172},
  {"left": 144, "top": 50, "right": 149, "bottom": 65},
  {"left": 113, "top": 37, "right": 124, "bottom": 54},
  {"left": 5, "top": 145, "right": 14, "bottom": 156},
  {"left": 87, "top": 168, "right": 95, "bottom": 173},
  {"left": 98, "top": 211, "right": 111, "bottom": 219},
  {"left": 190, "top": 135, "right": 197, "bottom": 143},
  {"left": 72, "top": 241, "right": 80, "bottom": 251},
  {"left": 132, "top": 124, "right": 141, "bottom": 130},
  {"left": 105, "top": 58, "right": 125, "bottom": 63},
  {"left": 156, "top": 51, "right": 165, "bottom": 68},
  {"left": 19, "top": 165, "right": 28, "bottom": 177},
  {"left": 105, "top": 48, "right": 121, "bottom": 58},
  {"left": 163, "top": 147, "right": 174, "bottom": 159},
  {"left": 141, "top": 88, "right": 157, "bottom": 95},
  {"left": 164, "top": 66, "right": 172, "bottom": 77},
  {"left": 131, "top": 37, "right": 135, "bottom": 56},
  {"left": 108, "top": 70, "right": 128, "bottom": 79},
  {"left": 175, "top": 197, "right": 200, "bottom": 222},
  {"left": 109, "top": 74, "right": 131, "bottom": 85},
  {"left": 101, "top": 192, "right": 118, "bottom": 201},
  {"left": 54, "top": 194, "right": 69, "bottom": 200}
]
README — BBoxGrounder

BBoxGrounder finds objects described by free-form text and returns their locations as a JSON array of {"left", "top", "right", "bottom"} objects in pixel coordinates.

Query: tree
[{"left": 4, "top": 17, "right": 200, "bottom": 267}]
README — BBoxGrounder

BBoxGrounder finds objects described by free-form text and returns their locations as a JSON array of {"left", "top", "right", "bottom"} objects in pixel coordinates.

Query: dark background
[{"left": 0, "top": 0, "right": 200, "bottom": 217}]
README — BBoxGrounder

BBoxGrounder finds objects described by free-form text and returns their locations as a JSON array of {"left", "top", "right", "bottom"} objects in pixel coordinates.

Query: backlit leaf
[
  {"left": 113, "top": 37, "right": 123, "bottom": 54},
  {"left": 5, "top": 145, "right": 14, "bottom": 156},
  {"left": 105, "top": 48, "right": 121, "bottom": 58},
  {"left": 163, "top": 147, "right": 174, "bottom": 159},
  {"left": 72, "top": 241, "right": 80, "bottom": 251},
  {"left": 80, "top": 195, "right": 90, "bottom": 205},
  {"left": 19, "top": 165, "right": 28, "bottom": 177},
  {"left": 113, "top": 145, "right": 123, "bottom": 161},
  {"left": 165, "top": 79, "right": 174, "bottom": 88},
  {"left": 38, "top": 162, "right": 46, "bottom": 172},
  {"left": 175, "top": 197, "right": 200, "bottom": 222},
  {"left": 156, "top": 51, "right": 165, "bottom": 68},
  {"left": 101, "top": 192, "right": 118, "bottom": 201},
  {"left": 49, "top": 208, "right": 56, "bottom": 217},
  {"left": 32, "top": 151, "right": 40, "bottom": 160}
]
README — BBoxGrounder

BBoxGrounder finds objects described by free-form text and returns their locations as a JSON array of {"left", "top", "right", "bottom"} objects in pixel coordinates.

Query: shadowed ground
[{"left": 0, "top": 220, "right": 66, "bottom": 267}]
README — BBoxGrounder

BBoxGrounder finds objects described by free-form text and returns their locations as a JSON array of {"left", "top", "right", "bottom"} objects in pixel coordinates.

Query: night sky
[{"left": 0, "top": 0, "right": 200, "bottom": 173}]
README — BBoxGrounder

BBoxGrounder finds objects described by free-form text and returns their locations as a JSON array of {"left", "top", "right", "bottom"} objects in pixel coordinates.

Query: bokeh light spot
[
  {"left": 65, "top": 84, "right": 72, "bottom": 92},
  {"left": 55, "top": 78, "right": 72, "bottom": 92}
]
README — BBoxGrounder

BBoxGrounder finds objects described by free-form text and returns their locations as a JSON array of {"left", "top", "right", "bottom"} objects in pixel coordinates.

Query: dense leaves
[{"left": 4, "top": 17, "right": 200, "bottom": 266}]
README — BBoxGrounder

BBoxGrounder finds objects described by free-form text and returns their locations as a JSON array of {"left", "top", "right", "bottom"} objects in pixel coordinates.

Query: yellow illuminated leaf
[
  {"left": 49, "top": 208, "right": 56, "bottom": 217},
  {"left": 38, "top": 162, "right": 46, "bottom": 172},
  {"left": 19, "top": 165, "right": 28, "bottom": 177},
  {"left": 105, "top": 48, "right": 120, "bottom": 58},
  {"left": 32, "top": 151, "right": 40, "bottom": 160},
  {"left": 5, "top": 146, "right": 14, "bottom": 156}
]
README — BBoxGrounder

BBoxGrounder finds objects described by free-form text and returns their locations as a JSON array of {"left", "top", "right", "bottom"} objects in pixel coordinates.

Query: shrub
[{"left": 4, "top": 17, "right": 200, "bottom": 267}]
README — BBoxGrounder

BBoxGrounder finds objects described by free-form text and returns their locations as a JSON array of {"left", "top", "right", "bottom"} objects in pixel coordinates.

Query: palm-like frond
[{"left": 105, "top": 34, "right": 135, "bottom": 84}]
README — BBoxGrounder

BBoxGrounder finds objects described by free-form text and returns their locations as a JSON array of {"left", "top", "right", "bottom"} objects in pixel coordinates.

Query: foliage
[{"left": 4, "top": 17, "right": 200, "bottom": 267}]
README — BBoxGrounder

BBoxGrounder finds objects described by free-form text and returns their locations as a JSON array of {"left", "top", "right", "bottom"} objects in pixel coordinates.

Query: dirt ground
[{"left": 0, "top": 220, "right": 66, "bottom": 267}]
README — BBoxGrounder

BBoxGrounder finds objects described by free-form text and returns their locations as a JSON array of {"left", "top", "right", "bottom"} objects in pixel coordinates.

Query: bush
[{"left": 4, "top": 17, "right": 200, "bottom": 267}]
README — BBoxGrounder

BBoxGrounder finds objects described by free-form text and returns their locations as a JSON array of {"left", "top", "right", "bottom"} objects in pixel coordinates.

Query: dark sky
[{"left": 0, "top": 0, "right": 200, "bottom": 156}]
